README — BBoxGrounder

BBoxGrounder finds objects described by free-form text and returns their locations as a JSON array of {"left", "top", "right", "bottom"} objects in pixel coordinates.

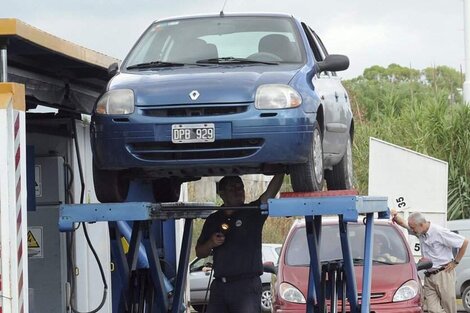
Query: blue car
[{"left": 91, "top": 13, "right": 354, "bottom": 203}]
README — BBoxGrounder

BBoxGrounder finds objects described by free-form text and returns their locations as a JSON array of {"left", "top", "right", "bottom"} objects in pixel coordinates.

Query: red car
[{"left": 271, "top": 219, "right": 430, "bottom": 313}]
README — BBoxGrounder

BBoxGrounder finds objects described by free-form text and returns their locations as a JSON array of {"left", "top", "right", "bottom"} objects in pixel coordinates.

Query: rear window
[{"left": 286, "top": 224, "right": 409, "bottom": 266}]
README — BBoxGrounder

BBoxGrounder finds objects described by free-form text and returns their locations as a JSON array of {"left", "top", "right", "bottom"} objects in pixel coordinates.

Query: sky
[{"left": 1, "top": 0, "right": 466, "bottom": 79}]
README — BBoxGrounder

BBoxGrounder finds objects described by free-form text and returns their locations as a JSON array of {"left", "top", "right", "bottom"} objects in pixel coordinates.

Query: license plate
[{"left": 171, "top": 123, "right": 215, "bottom": 143}]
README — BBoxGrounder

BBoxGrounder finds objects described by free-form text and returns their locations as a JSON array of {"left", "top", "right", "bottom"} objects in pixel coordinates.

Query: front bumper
[
  {"left": 273, "top": 300, "right": 422, "bottom": 313},
  {"left": 91, "top": 105, "right": 315, "bottom": 176}
]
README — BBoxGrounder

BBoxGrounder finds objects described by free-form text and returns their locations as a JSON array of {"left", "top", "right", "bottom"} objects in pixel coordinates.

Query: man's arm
[
  {"left": 195, "top": 233, "right": 225, "bottom": 258},
  {"left": 390, "top": 208, "right": 411, "bottom": 231},
  {"left": 454, "top": 238, "right": 469, "bottom": 264},
  {"left": 258, "top": 173, "right": 285, "bottom": 204}
]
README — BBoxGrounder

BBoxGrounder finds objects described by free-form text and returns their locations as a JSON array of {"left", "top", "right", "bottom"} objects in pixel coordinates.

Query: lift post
[
  {"left": 0, "top": 82, "right": 28, "bottom": 313},
  {"left": 60, "top": 192, "right": 387, "bottom": 313}
]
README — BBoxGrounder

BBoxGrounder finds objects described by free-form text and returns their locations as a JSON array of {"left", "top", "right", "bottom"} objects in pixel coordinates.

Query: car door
[
  {"left": 189, "top": 256, "right": 213, "bottom": 303},
  {"left": 302, "top": 23, "right": 350, "bottom": 161}
]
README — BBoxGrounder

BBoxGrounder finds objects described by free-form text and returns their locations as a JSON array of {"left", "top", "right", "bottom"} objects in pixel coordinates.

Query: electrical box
[{"left": 28, "top": 156, "right": 67, "bottom": 313}]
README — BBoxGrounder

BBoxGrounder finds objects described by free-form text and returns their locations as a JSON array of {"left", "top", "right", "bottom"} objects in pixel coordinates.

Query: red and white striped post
[{"left": 0, "top": 83, "right": 28, "bottom": 313}]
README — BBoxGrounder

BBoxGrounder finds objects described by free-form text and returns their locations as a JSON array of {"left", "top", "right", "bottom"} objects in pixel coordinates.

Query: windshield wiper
[
  {"left": 372, "top": 259, "right": 395, "bottom": 265},
  {"left": 196, "top": 57, "right": 278, "bottom": 65},
  {"left": 126, "top": 61, "right": 187, "bottom": 70}
]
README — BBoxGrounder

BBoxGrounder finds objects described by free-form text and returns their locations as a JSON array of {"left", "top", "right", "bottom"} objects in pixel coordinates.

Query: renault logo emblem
[{"left": 189, "top": 90, "right": 200, "bottom": 100}]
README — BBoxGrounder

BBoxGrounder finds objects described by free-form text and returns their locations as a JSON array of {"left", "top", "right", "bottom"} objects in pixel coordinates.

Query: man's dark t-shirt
[{"left": 197, "top": 201, "right": 267, "bottom": 278}]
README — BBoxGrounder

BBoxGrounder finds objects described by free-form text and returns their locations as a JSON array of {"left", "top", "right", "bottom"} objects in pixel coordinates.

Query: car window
[
  {"left": 190, "top": 256, "right": 213, "bottom": 272},
  {"left": 301, "top": 23, "right": 323, "bottom": 62},
  {"left": 286, "top": 224, "right": 409, "bottom": 266},
  {"left": 124, "top": 16, "right": 305, "bottom": 67},
  {"left": 275, "top": 247, "right": 282, "bottom": 257}
]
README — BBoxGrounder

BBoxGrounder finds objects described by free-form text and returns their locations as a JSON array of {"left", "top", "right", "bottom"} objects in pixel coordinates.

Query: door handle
[{"left": 334, "top": 92, "right": 339, "bottom": 102}]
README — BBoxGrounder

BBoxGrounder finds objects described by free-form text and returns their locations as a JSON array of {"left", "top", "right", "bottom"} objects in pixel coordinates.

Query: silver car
[
  {"left": 189, "top": 243, "right": 282, "bottom": 312},
  {"left": 448, "top": 219, "right": 470, "bottom": 312}
]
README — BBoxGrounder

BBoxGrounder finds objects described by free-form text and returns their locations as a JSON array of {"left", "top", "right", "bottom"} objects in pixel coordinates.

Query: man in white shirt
[{"left": 391, "top": 210, "right": 468, "bottom": 313}]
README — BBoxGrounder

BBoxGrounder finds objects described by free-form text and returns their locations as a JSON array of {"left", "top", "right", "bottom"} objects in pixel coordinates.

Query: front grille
[
  {"left": 357, "top": 292, "right": 385, "bottom": 300},
  {"left": 141, "top": 103, "right": 249, "bottom": 117},
  {"left": 127, "top": 139, "right": 264, "bottom": 161}
]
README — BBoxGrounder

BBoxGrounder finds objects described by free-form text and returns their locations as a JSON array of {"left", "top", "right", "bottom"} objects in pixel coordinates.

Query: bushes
[{"left": 346, "top": 64, "right": 470, "bottom": 219}]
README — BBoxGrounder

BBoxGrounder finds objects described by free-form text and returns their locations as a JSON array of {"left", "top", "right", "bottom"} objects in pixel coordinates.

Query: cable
[
  {"left": 201, "top": 266, "right": 214, "bottom": 313},
  {"left": 64, "top": 162, "right": 74, "bottom": 204},
  {"left": 68, "top": 223, "right": 108, "bottom": 313},
  {"left": 67, "top": 118, "right": 108, "bottom": 313}
]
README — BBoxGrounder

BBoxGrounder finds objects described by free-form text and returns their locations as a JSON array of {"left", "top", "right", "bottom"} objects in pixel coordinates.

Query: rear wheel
[
  {"left": 152, "top": 178, "right": 182, "bottom": 202},
  {"left": 290, "top": 122, "right": 324, "bottom": 192},
  {"left": 463, "top": 285, "right": 470, "bottom": 312},
  {"left": 261, "top": 285, "right": 272, "bottom": 312},
  {"left": 325, "top": 136, "right": 354, "bottom": 190},
  {"left": 92, "top": 160, "right": 129, "bottom": 203}
]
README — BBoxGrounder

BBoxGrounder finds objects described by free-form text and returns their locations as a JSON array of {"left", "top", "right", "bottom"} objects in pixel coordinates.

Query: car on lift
[
  {"left": 189, "top": 243, "right": 282, "bottom": 312},
  {"left": 90, "top": 13, "right": 354, "bottom": 203},
  {"left": 271, "top": 219, "right": 432, "bottom": 312}
]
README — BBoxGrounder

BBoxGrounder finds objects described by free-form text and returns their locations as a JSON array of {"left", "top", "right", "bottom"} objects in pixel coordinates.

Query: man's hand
[
  {"left": 195, "top": 232, "right": 225, "bottom": 258},
  {"left": 210, "top": 232, "right": 225, "bottom": 248},
  {"left": 390, "top": 208, "right": 398, "bottom": 219},
  {"left": 444, "top": 261, "right": 457, "bottom": 272}
]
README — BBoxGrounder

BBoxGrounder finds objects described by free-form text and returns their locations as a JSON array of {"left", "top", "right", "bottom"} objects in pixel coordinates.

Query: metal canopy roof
[{"left": 0, "top": 18, "right": 119, "bottom": 114}]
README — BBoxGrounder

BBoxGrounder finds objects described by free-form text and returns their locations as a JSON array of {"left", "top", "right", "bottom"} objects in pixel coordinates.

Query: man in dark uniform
[{"left": 195, "top": 174, "right": 284, "bottom": 313}]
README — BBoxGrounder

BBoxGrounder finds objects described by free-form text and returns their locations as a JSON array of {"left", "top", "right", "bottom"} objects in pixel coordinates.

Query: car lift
[{"left": 59, "top": 189, "right": 388, "bottom": 313}]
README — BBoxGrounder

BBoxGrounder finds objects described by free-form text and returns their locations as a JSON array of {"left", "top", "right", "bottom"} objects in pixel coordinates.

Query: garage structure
[{"left": 0, "top": 18, "right": 117, "bottom": 313}]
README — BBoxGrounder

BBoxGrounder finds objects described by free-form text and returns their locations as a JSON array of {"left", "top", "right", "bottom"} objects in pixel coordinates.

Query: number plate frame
[{"left": 171, "top": 123, "right": 215, "bottom": 143}]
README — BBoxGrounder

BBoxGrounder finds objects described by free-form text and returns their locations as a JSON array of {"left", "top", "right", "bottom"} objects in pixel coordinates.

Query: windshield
[
  {"left": 286, "top": 224, "right": 409, "bottom": 266},
  {"left": 124, "top": 16, "right": 304, "bottom": 68}
]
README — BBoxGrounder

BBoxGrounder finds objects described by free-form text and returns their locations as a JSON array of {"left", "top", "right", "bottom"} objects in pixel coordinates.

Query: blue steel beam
[{"left": 361, "top": 213, "right": 375, "bottom": 313}]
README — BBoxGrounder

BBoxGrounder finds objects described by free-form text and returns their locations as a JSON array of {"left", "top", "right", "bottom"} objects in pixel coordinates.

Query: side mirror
[
  {"left": 108, "top": 62, "right": 119, "bottom": 78},
  {"left": 416, "top": 259, "right": 433, "bottom": 271},
  {"left": 315, "top": 54, "right": 349, "bottom": 73},
  {"left": 263, "top": 261, "right": 277, "bottom": 275}
]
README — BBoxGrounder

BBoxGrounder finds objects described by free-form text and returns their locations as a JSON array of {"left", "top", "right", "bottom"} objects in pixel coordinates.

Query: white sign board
[{"left": 368, "top": 137, "right": 448, "bottom": 258}]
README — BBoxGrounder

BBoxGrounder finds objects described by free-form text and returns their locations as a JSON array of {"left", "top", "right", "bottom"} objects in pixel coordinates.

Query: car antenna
[{"left": 220, "top": 0, "right": 228, "bottom": 16}]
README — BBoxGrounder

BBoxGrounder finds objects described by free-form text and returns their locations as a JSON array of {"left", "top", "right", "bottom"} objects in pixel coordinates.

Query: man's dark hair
[{"left": 218, "top": 176, "right": 243, "bottom": 193}]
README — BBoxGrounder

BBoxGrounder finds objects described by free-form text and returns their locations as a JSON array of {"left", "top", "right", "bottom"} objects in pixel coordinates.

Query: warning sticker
[
  {"left": 28, "top": 227, "right": 43, "bottom": 258},
  {"left": 35, "top": 165, "right": 42, "bottom": 197}
]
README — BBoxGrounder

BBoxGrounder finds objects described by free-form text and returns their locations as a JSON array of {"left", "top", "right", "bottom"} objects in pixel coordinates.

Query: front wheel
[
  {"left": 463, "top": 285, "right": 470, "bottom": 312},
  {"left": 325, "top": 136, "right": 354, "bottom": 190},
  {"left": 261, "top": 285, "right": 272, "bottom": 312},
  {"left": 152, "top": 178, "right": 182, "bottom": 202},
  {"left": 290, "top": 122, "right": 324, "bottom": 192},
  {"left": 92, "top": 160, "right": 129, "bottom": 203}
]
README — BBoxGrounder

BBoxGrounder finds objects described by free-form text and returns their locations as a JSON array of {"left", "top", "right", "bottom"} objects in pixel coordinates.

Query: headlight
[
  {"left": 279, "top": 282, "right": 306, "bottom": 303},
  {"left": 255, "top": 84, "right": 302, "bottom": 109},
  {"left": 95, "top": 89, "right": 134, "bottom": 115},
  {"left": 393, "top": 280, "right": 419, "bottom": 302}
]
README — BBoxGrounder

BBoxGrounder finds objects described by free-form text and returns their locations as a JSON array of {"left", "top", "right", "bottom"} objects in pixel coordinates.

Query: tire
[
  {"left": 325, "top": 136, "right": 354, "bottom": 190},
  {"left": 92, "top": 160, "right": 129, "bottom": 203},
  {"left": 290, "top": 122, "right": 324, "bottom": 192},
  {"left": 463, "top": 285, "right": 470, "bottom": 312},
  {"left": 192, "top": 304, "right": 206, "bottom": 313},
  {"left": 261, "top": 285, "right": 272, "bottom": 312},
  {"left": 152, "top": 178, "right": 182, "bottom": 202}
]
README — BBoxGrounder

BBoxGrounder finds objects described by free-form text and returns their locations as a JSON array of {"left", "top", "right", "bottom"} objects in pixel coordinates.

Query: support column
[
  {"left": 464, "top": 0, "right": 470, "bottom": 104},
  {"left": 0, "top": 83, "right": 28, "bottom": 313},
  {"left": 0, "top": 39, "right": 7, "bottom": 82}
]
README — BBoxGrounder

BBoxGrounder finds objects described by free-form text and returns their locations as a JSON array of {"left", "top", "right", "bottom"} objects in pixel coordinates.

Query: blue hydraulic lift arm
[
  {"left": 268, "top": 194, "right": 388, "bottom": 313},
  {"left": 59, "top": 195, "right": 388, "bottom": 313}
]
